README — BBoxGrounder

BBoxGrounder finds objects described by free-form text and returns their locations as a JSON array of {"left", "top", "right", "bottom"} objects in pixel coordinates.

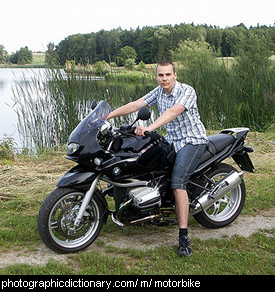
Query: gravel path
[{"left": 0, "top": 214, "right": 274, "bottom": 268}]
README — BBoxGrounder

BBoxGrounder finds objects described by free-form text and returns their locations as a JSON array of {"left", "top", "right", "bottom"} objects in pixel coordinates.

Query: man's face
[{"left": 156, "top": 64, "right": 177, "bottom": 94}]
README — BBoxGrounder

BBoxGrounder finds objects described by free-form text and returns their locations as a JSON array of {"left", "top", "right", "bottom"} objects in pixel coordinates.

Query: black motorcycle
[{"left": 37, "top": 100, "right": 254, "bottom": 253}]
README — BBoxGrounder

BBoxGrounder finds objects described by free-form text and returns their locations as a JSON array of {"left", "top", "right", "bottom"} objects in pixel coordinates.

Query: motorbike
[{"left": 37, "top": 100, "right": 254, "bottom": 253}]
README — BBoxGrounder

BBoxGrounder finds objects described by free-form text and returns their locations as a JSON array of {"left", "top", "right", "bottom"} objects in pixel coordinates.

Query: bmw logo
[{"left": 113, "top": 167, "right": 121, "bottom": 175}]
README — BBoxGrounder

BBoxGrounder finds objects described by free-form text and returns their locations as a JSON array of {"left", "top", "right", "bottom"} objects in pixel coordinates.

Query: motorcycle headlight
[
  {"left": 67, "top": 142, "right": 80, "bottom": 155},
  {"left": 100, "top": 121, "right": 111, "bottom": 136}
]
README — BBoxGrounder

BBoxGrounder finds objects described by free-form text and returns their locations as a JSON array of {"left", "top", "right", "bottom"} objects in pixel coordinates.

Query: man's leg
[
  {"left": 174, "top": 188, "right": 192, "bottom": 257},
  {"left": 174, "top": 188, "right": 189, "bottom": 229},
  {"left": 171, "top": 144, "right": 207, "bottom": 257}
]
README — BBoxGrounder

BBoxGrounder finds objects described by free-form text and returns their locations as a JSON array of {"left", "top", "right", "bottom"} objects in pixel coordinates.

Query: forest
[
  {"left": 52, "top": 23, "right": 274, "bottom": 65},
  {"left": 4, "top": 23, "right": 275, "bottom": 150}
]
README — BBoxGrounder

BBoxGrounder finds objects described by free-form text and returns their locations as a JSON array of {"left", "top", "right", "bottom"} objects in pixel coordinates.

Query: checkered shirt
[{"left": 143, "top": 81, "right": 208, "bottom": 152}]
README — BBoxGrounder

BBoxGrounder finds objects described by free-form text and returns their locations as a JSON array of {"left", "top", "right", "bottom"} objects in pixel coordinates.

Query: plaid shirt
[{"left": 143, "top": 81, "right": 208, "bottom": 152}]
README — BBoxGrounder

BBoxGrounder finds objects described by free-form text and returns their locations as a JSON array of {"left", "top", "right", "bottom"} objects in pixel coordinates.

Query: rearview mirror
[
  {"left": 130, "top": 106, "right": 151, "bottom": 126},
  {"left": 91, "top": 99, "right": 97, "bottom": 110},
  {"left": 137, "top": 107, "right": 151, "bottom": 121}
]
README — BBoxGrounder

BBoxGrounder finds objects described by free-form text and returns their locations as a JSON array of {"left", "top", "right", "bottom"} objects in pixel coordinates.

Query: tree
[
  {"left": 96, "top": 29, "right": 121, "bottom": 63},
  {"left": 221, "top": 29, "right": 239, "bottom": 57},
  {"left": 135, "top": 26, "right": 155, "bottom": 63},
  {"left": 45, "top": 42, "right": 59, "bottom": 66},
  {"left": 0, "top": 45, "right": 8, "bottom": 63},
  {"left": 18, "top": 47, "right": 33, "bottom": 64},
  {"left": 10, "top": 47, "right": 33, "bottom": 64},
  {"left": 117, "top": 46, "right": 137, "bottom": 65},
  {"left": 120, "top": 28, "right": 138, "bottom": 48},
  {"left": 154, "top": 27, "right": 172, "bottom": 61},
  {"left": 54, "top": 23, "right": 275, "bottom": 66},
  {"left": 172, "top": 39, "right": 215, "bottom": 70},
  {"left": 67, "top": 34, "right": 86, "bottom": 63},
  {"left": 84, "top": 36, "right": 97, "bottom": 63},
  {"left": 57, "top": 34, "right": 92, "bottom": 64},
  {"left": 206, "top": 28, "right": 223, "bottom": 55}
]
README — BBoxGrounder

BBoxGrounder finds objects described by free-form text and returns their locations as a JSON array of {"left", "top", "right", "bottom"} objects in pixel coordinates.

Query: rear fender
[{"left": 232, "top": 147, "right": 255, "bottom": 173}]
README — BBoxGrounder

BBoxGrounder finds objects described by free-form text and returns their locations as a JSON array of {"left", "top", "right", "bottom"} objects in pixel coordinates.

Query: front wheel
[
  {"left": 193, "top": 163, "right": 246, "bottom": 228},
  {"left": 37, "top": 187, "right": 105, "bottom": 253}
]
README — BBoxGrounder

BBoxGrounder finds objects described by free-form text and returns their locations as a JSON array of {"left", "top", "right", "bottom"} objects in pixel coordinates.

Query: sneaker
[{"left": 177, "top": 236, "right": 192, "bottom": 257}]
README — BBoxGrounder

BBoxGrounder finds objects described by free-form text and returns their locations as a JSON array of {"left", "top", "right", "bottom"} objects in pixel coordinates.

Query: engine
[
  {"left": 112, "top": 185, "right": 162, "bottom": 225},
  {"left": 129, "top": 187, "right": 161, "bottom": 213}
]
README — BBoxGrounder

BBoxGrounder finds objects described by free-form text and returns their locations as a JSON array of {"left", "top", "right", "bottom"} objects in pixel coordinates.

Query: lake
[
  {"left": 0, "top": 68, "right": 47, "bottom": 149},
  {"left": 0, "top": 68, "right": 158, "bottom": 151}
]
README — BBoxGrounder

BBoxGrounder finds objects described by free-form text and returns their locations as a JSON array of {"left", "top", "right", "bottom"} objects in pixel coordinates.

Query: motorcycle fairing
[
  {"left": 56, "top": 165, "right": 98, "bottom": 188},
  {"left": 98, "top": 131, "right": 174, "bottom": 181},
  {"left": 66, "top": 100, "right": 112, "bottom": 167}
]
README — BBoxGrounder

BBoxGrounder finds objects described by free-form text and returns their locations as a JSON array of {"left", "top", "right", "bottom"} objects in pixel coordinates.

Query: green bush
[
  {"left": 0, "top": 135, "right": 16, "bottom": 161},
  {"left": 124, "top": 58, "right": 136, "bottom": 70},
  {"left": 94, "top": 61, "right": 111, "bottom": 76}
]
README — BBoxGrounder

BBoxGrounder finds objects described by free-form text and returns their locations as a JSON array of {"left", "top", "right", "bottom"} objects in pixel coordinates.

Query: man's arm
[
  {"left": 135, "top": 103, "right": 185, "bottom": 136},
  {"left": 106, "top": 98, "right": 147, "bottom": 120}
]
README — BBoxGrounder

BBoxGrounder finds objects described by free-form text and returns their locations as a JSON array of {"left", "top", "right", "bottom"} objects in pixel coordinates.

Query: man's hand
[{"left": 135, "top": 126, "right": 151, "bottom": 136}]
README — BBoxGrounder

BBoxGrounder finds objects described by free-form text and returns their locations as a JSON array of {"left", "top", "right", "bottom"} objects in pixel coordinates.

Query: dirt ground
[{"left": 0, "top": 211, "right": 274, "bottom": 268}]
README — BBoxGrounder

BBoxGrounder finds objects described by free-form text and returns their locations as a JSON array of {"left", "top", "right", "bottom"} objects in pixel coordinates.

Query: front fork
[{"left": 74, "top": 174, "right": 101, "bottom": 228}]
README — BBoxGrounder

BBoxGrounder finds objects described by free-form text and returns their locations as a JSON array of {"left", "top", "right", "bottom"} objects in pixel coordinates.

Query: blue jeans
[{"left": 171, "top": 143, "right": 207, "bottom": 190}]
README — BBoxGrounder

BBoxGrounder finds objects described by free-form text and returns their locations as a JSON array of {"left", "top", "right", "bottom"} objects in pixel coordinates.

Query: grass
[
  {"left": 0, "top": 130, "right": 274, "bottom": 275},
  {"left": 31, "top": 53, "right": 45, "bottom": 66},
  {"left": 235, "top": 130, "right": 275, "bottom": 214},
  {"left": 0, "top": 53, "right": 46, "bottom": 68},
  {"left": 0, "top": 231, "right": 273, "bottom": 275}
]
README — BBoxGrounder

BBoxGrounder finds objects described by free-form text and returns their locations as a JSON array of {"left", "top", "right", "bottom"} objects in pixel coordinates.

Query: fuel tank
[{"left": 99, "top": 132, "right": 175, "bottom": 180}]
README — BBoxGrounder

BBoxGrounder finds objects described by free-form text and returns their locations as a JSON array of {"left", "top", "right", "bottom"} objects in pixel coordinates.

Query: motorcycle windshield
[{"left": 69, "top": 100, "right": 112, "bottom": 143}]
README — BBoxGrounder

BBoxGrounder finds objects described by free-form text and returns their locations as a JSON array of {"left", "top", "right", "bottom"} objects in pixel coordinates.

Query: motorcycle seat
[{"left": 199, "top": 134, "right": 235, "bottom": 164}]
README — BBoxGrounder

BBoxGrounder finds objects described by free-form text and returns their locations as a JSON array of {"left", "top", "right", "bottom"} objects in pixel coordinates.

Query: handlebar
[
  {"left": 144, "top": 131, "right": 152, "bottom": 137},
  {"left": 116, "top": 124, "right": 154, "bottom": 139}
]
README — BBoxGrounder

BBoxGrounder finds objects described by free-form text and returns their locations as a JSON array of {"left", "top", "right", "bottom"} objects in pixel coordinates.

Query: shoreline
[{"left": 0, "top": 64, "right": 46, "bottom": 68}]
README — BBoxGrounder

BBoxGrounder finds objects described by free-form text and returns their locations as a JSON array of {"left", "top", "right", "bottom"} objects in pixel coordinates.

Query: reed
[
  {"left": 12, "top": 55, "right": 275, "bottom": 151},
  {"left": 12, "top": 68, "right": 156, "bottom": 151},
  {"left": 173, "top": 40, "right": 275, "bottom": 131}
]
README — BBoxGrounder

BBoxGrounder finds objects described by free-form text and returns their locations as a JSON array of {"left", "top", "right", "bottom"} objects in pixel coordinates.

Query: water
[
  {"left": 0, "top": 68, "right": 46, "bottom": 149},
  {"left": 0, "top": 68, "right": 157, "bottom": 151}
]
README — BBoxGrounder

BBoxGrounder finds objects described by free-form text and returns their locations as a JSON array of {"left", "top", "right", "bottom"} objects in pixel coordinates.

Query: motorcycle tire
[
  {"left": 37, "top": 187, "right": 105, "bottom": 253},
  {"left": 193, "top": 163, "right": 246, "bottom": 228}
]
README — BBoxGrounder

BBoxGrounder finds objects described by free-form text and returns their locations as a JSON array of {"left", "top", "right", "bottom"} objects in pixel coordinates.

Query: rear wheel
[
  {"left": 37, "top": 187, "right": 105, "bottom": 253},
  {"left": 193, "top": 163, "right": 246, "bottom": 228}
]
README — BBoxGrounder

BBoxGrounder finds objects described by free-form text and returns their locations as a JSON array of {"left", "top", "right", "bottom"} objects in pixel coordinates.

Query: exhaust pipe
[
  {"left": 190, "top": 171, "right": 243, "bottom": 215},
  {"left": 112, "top": 207, "right": 175, "bottom": 227}
]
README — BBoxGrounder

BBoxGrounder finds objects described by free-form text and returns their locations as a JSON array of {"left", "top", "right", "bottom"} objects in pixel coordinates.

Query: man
[{"left": 106, "top": 60, "right": 208, "bottom": 257}]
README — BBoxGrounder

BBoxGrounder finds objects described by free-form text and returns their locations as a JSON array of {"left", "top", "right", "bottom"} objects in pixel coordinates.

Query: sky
[{"left": 1, "top": 0, "right": 274, "bottom": 53}]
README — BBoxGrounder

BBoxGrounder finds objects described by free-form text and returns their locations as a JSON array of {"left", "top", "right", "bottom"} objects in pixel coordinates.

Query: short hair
[{"left": 156, "top": 60, "right": 176, "bottom": 73}]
